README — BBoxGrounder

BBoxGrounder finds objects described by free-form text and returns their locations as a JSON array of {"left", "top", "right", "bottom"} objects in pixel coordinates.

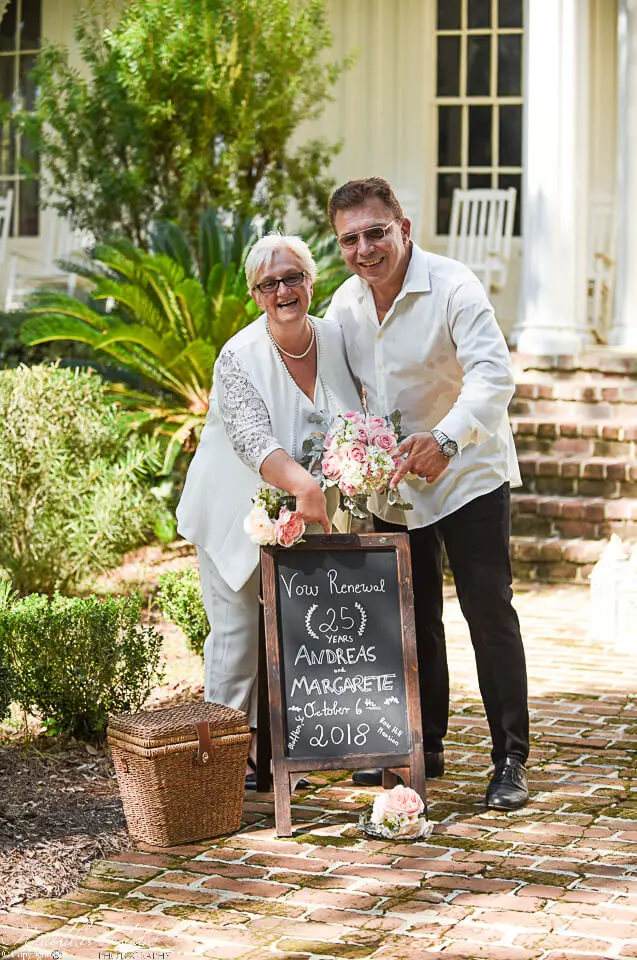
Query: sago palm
[{"left": 20, "top": 212, "right": 260, "bottom": 471}]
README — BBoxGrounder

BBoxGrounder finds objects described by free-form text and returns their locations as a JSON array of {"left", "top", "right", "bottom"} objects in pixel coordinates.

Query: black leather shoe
[
  {"left": 425, "top": 751, "right": 444, "bottom": 779},
  {"left": 486, "top": 758, "right": 529, "bottom": 811},
  {"left": 352, "top": 768, "right": 383, "bottom": 786},
  {"left": 352, "top": 752, "right": 444, "bottom": 788}
]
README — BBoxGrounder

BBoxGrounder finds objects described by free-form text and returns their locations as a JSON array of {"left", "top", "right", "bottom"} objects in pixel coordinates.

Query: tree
[{"left": 19, "top": 0, "right": 351, "bottom": 248}]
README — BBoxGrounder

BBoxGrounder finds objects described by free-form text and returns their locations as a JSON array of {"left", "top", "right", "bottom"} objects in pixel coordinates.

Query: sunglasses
[
  {"left": 337, "top": 217, "right": 400, "bottom": 249},
  {"left": 254, "top": 270, "right": 307, "bottom": 295}
]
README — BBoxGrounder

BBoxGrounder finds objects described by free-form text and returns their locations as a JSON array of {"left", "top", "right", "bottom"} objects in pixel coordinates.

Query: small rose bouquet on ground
[
  {"left": 244, "top": 486, "right": 306, "bottom": 548},
  {"left": 357, "top": 785, "right": 434, "bottom": 841},
  {"left": 301, "top": 410, "right": 413, "bottom": 520}
]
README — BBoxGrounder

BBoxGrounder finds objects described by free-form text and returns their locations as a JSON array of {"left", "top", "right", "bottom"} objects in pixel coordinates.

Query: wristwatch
[{"left": 431, "top": 429, "right": 458, "bottom": 459}]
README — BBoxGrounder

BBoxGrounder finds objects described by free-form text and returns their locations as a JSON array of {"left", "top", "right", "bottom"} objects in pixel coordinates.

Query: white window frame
[
  {"left": 0, "top": 0, "right": 40, "bottom": 237},
  {"left": 434, "top": 0, "right": 523, "bottom": 237}
]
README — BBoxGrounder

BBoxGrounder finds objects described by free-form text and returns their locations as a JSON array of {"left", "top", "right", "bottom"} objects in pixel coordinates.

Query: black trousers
[{"left": 374, "top": 482, "right": 529, "bottom": 765}]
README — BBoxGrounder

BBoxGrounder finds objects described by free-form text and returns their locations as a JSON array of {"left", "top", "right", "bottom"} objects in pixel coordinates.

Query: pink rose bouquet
[
  {"left": 301, "top": 410, "right": 413, "bottom": 520},
  {"left": 358, "top": 784, "right": 433, "bottom": 841},
  {"left": 244, "top": 486, "right": 305, "bottom": 548}
]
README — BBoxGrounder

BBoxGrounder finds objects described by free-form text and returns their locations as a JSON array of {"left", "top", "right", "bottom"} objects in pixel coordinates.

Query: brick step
[
  {"left": 510, "top": 535, "right": 606, "bottom": 583},
  {"left": 513, "top": 349, "right": 637, "bottom": 378},
  {"left": 518, "top": 454, "right": 637, "bottom": 499},
  {"left": 510, "top": 493, "right": 637, "bottom": 540},
  {"left": 512, "top": 417, "right": 637, "bottom": 457},
  {"left": 510, "top": 396, "right": 637, "bottom": 421}
]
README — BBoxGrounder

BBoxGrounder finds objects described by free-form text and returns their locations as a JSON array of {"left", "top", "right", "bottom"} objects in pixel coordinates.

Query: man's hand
[
  {"left": 293, "top": 478, "right": 330, "bottom": 534},
  {"left": 390, "top": 432, "right": 451, "bottom": 488}
]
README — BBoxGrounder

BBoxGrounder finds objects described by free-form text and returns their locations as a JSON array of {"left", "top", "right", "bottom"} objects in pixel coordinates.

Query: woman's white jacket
[{"left": 176, "top": 315, "right": 362, "bottom": 593}]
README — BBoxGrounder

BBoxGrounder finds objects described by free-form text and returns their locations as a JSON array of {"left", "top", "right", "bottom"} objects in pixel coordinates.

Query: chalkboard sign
[{"left": 259, "top": 533, "right": 425, "bottom": 836}]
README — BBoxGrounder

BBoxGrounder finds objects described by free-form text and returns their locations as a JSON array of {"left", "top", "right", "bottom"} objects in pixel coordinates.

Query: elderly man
[{"left": 325, "top": 177, "right": 529, "bottom": 811}]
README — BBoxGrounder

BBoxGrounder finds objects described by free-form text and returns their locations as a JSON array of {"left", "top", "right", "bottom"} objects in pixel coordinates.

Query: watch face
[{"left": 441, "top": 440, "right": 458, "bottom": 458}]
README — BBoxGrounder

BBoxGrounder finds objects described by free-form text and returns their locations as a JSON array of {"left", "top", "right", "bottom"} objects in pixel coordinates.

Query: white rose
[{"left": 243, "top": 505, "right": 277, "bottom": 545}]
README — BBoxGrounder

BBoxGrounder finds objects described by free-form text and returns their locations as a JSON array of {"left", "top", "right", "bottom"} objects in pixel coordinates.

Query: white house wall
[{"left": 3, "top": 0, "right": 623, "bottom": 343}]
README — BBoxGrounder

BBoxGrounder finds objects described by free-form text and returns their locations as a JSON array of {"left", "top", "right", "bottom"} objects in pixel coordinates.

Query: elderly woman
[{"left": 176, "top": 234, "right": 361, "bottom": 779}]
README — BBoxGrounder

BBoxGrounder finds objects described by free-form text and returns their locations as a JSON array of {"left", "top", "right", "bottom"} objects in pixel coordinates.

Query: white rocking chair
[
  {"left": 446, "top": 187, "right": 517, "bottom": 292},
  {"left": 0, "top": 188, "right": 14, "bottom": 272},
  {"left": 5, "top": 214, "right": 91, "bottom": 311}
]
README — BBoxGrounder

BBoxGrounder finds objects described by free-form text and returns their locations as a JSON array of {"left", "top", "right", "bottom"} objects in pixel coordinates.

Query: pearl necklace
[{"left": 266, "top": 318, "right": 315, "bottom": 360}]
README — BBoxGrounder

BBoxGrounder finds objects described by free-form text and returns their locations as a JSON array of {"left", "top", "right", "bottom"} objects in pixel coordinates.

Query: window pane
[
  {"left": 499, "top": 0, "right": 523, "bottom": 28},
  {"left": 0, "top": 55, "right": 14, "bottom": 102},
  {"left": 437, "top": 35, "right": 460, "bottom": 97},
  {"left": 469, "top": 105, "right": 492, "bottom": 165},
  {"left": 498, "top": 34, "right": 522, "bottom": 96},
  {"left": 466, "top": 35, "right": 491, "bottom": 96},
  {"left": 468, "top": 0, "right": 491, "bottom": 28},
  {"left": 0, "top": 1, "right": 17, "bottom": 52},
  {"left": 499, "top": 104, "right": 522, "bottom": 166},
  {"left": 19, "top": 53, "right": 37, "bottom": 110},
  {"left": 438, "top": 0, "right": 461, "bottom": 30},
  {"left": 437, "top": 172, "right": 461, "bottom": 234},
  {"left": 498, "top": 173, "right": 522, "bottom": 235},
  {"left": 18, "top": 176, "right": 38, "bottom": 235},
  {"left": 21, "top": 0, "right": 42, "bottom": 49},
  {"left": 438, "top": 106, "right": 462, "bottom": 166},
  {"left": 468, "top": 173, "right": 493, "bottom": 189}
]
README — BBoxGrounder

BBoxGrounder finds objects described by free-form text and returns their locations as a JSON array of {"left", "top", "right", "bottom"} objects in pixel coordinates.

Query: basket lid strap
[{"left": 194, "top": 719, "right": 214, "bottom": 765}]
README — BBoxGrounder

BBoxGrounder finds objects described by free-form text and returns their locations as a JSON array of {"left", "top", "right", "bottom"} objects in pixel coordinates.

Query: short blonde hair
[{"left": 244, "top": 233, "right": 317, "bottom": 289}]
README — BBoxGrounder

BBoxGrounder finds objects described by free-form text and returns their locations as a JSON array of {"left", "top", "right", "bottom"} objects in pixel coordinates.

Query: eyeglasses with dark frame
[
  {"left": 336, "top": 217, "right": 401, "bottom": 249},
  {"left": 254, "top": 270, "right": 307, "bottom": 295}
]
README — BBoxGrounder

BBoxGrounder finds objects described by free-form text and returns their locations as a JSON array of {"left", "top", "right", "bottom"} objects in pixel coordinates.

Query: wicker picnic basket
[{"left": 107, "top": 702, "right": 251, "bottom": 846}]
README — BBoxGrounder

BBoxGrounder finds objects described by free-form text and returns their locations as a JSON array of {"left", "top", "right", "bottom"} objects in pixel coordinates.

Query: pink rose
[
  {"left": 354, "top": 424, "right": 369, "bottom": 443},
  {"left": 384, "top": 785, "right": 425, "bottom": 819},
  {"left": 371, "top": 430, "right": 398, "bottom": 453},
  {"left": 366, "top": 416, "right": 387, "bottom": 431},
  {"left": 274, "top": 508, "right": 305, "bottom": 547},
  {"left": 344, "top": 411, "right": 364, "bottom": 423},
  {"left": 322, "top": 452, "right": 343, "bottom": 480},
  {"left": 339, "top": 479, "right": 358, "bottom": 497},
  {"left": 345, "top": 442, "right": 367, "bottom": 463}
]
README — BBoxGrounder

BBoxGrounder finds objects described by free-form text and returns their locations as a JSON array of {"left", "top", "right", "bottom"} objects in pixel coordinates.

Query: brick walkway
[{"left": 3, "top": 581, "right": 637, "bottom": 960}]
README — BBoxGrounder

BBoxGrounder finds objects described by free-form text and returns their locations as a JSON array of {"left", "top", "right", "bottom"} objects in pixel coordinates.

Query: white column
[
  {"left": 515, "top": 0, "right": 589, "bottom": 356},
  {"left": 611, "top": 0, "right": 637, "bottom": 348}
]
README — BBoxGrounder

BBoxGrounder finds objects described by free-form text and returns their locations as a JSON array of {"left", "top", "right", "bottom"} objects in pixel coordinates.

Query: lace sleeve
[{"left": 216, "top": 349, "right": 283, "bottom": 471}]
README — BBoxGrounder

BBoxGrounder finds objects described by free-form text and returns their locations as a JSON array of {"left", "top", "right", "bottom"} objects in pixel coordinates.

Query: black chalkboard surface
[
  {"left": 277, "top": 548, "right": 409, "bottom": 760},
  {"left": 259, "top": 533, "right": 425, "bottom": 836}
]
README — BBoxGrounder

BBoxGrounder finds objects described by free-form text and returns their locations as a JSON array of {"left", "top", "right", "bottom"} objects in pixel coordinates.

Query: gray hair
[{"left": 244, "top": 233, "right": 317, "bottom": 289}]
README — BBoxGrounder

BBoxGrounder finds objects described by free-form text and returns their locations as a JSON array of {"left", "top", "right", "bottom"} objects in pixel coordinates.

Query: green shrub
[
  {"left": 0, "top": 364, "right": 161, "bottom": 595},
  {"left": 156, "top": 568, "right": 208, "bottom": 657},
  {"left": 0, "top": 592, "right": 164, "bottom": 741}
]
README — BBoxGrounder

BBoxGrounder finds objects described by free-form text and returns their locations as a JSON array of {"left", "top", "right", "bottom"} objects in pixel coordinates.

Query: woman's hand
[
  {"left": 260, "top": 450, "right": 330, "bottom": 533},
  {"left": 293, "top": 478, "right": 330, "bottom": 534}
]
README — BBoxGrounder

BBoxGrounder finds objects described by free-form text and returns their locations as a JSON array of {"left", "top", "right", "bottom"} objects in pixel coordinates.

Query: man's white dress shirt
[{"left": 326, "top": 243, "right": 521, "bottom": 530}]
